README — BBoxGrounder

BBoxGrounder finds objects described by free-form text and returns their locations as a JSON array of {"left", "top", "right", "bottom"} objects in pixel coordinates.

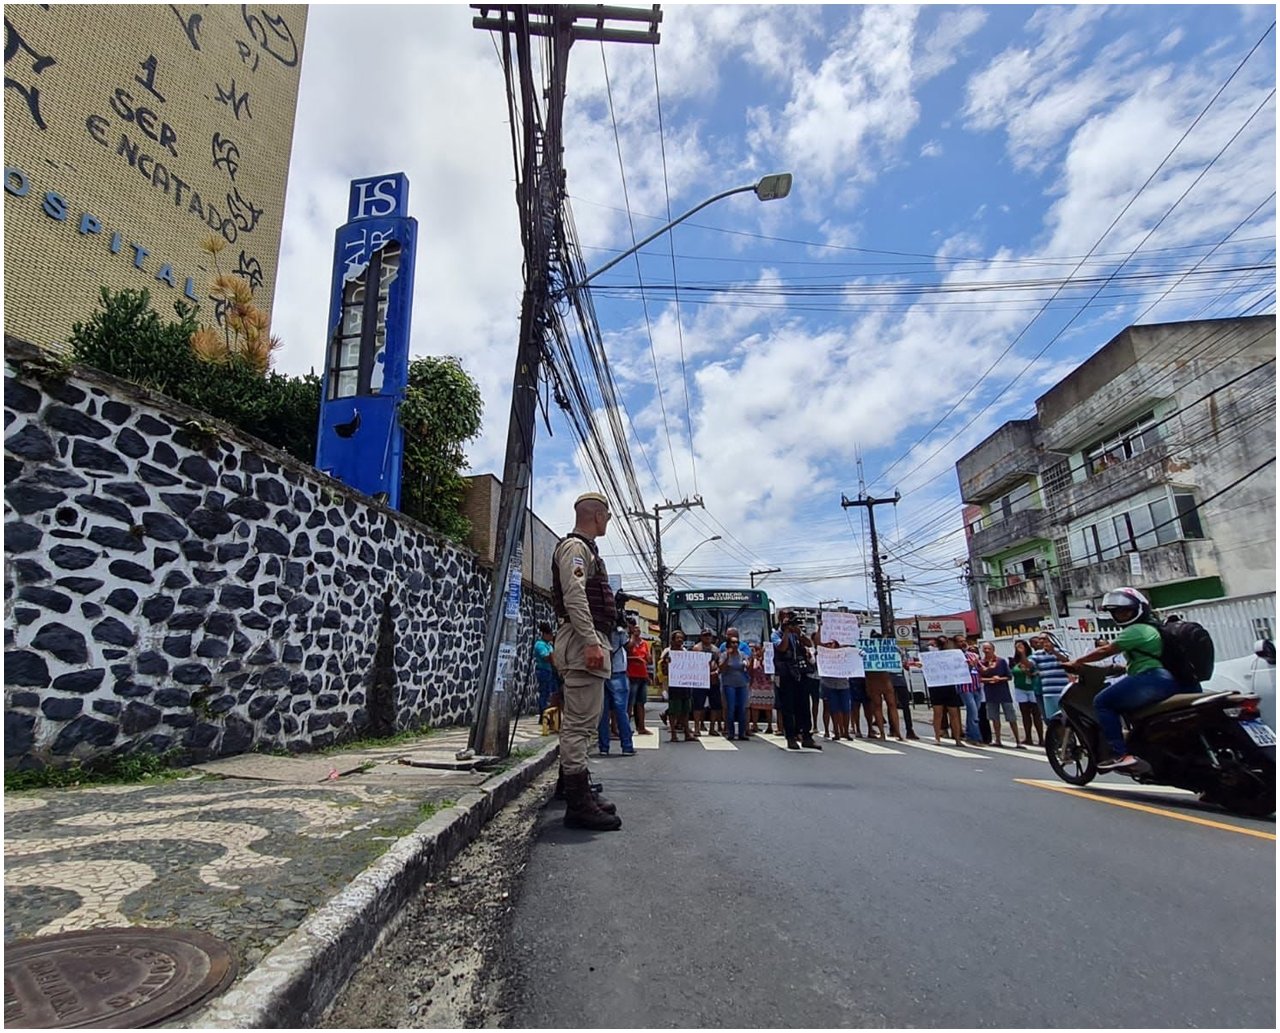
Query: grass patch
[
  {"left": 378, "top": 798, "right": 457, "bottom": 841},
  {"left": 317, "top": 726, "right": 436, "bottom": 756},
  {"left": 483, "top": 744, "right": 541, "bottom": 777},
  {"left": 5, "top": 750, "right": 188, "bottom": 792}
]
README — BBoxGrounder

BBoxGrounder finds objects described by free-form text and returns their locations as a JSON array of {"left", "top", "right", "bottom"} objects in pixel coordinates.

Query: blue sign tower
[{"left": 315, "top": 173, "right": 418, "bottom": 508}]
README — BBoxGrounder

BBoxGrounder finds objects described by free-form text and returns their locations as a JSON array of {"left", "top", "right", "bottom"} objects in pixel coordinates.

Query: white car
[{"left": 1202, "top": 640, "right": 1276, "bottom": 731}]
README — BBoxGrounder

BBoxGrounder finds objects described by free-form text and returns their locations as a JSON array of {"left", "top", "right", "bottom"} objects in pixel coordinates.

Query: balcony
[
  {"left": 1060, "top": 539, "right": 1219, "bottom": 601},
  {"left": 969, "top": 507, "right": 1050, "bottom": 557},
  {"left": 987, "top": 576, "right": 1049, "bottom": 616},
  {"left": 956, "top": 419, "right": 1039, "bottom": 503},
  {"left": 1050, "top": 441, "right": 1174, "bottom": 522}
]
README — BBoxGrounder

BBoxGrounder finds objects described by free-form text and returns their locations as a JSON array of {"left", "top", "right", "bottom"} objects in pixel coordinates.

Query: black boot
[
  {"left": 556, "top": 765, "right": 615, "bottom": 814},
  {"left": 563, "top": 770, "right": 621, "bottom": 831}
]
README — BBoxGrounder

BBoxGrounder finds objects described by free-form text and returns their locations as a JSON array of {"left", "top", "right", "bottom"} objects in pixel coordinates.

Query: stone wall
[{"left": 4, "top": 339, "right": 554, "bottom": 769}]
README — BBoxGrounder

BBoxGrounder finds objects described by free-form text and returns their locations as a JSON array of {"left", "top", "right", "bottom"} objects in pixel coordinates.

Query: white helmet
[{"left": 1102, "top": 587, "right": 1151, "bottom": 626}]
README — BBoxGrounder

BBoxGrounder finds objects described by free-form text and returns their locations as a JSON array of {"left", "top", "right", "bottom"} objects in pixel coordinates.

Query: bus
[{"left": 666, "top": 588, "right": 773, "bottom": 647}]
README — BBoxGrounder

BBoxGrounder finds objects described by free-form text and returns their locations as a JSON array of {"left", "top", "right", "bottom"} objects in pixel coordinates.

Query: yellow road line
[{"left": 1014, "top": 779, "right": 1277, "bottom": 841}]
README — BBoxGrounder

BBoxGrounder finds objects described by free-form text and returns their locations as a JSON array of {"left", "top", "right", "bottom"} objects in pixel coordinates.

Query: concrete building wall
[{"left": 3, "top": 5, "right": 307, "bottom": 348}]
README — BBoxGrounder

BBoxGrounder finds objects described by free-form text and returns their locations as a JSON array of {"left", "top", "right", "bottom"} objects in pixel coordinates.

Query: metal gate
[{"left": 1170, "top": 592, "right": 1275, "bottom": 660}]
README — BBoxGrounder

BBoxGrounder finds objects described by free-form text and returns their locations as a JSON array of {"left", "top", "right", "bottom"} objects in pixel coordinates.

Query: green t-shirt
[{"left": 1113, "top": 623, "right": 1163, "bottom": 676}]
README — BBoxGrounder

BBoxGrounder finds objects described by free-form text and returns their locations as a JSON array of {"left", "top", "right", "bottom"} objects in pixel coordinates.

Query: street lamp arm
[
  {"left": 671, "top": 534, "right": 721, "bottom": 571},
  {"left": 567, "top": 173, "right": 792, "bottom": 292}
]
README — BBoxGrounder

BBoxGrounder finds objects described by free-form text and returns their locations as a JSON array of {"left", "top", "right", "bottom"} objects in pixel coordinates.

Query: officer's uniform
[{"left": 551, "top": 503, "right": 616, "bottom": 776}]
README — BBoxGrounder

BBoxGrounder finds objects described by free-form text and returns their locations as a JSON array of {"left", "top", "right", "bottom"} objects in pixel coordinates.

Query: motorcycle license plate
[{"left": 1242, "top": 720, "right": 1277, "bottom": 747}]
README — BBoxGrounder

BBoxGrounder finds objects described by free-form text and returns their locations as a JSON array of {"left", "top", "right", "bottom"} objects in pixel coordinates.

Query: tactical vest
[{"left": 552, "top": 533, "right": 616, "bottom": 635}]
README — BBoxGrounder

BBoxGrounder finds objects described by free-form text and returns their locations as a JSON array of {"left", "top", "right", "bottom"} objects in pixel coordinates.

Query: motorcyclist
[{"left": 1063, "top": 587, "right": 1195, "bottom": 771}]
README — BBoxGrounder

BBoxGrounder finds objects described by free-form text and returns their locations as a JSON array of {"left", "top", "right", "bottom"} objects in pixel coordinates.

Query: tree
[{"left": 399, "top": 356, "right": 484, "bottom": 541}]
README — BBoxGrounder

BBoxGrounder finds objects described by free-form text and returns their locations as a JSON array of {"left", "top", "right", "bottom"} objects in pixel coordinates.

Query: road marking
[
  {"left": 629, "top": 732, "right": 661, "bottom": 750},
  {"left": 756, "top": 733, "right": 819, "bottom": 753},
  {"left": 965, "top": 743, "right": 1050, "bottom": 764},
  {"left": 896, "top": 738, "right": 981, "bottom": 758},
  {"left": 696, "top": 735, "right": 738, "bottom": 751},
  {"left": 834, "top": 738, "right": 901, "bottom": 755},
  {"left": 1014, "top": 779, "right": 1277, "bottom": 840}
]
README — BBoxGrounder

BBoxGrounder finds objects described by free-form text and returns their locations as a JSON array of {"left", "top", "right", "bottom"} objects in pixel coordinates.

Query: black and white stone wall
[{"left": 4, "top": 341, "right": 554, "bottom": 769}]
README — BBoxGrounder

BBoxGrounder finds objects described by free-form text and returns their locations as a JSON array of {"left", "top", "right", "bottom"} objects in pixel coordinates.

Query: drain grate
[{"left": 4, "top": 927, "right": 237, "bottom": 1028}]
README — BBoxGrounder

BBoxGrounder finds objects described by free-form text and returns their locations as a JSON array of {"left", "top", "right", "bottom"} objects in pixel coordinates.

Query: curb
[{"left": 188, "top": 738, "right": 560, "bottom": 1028}]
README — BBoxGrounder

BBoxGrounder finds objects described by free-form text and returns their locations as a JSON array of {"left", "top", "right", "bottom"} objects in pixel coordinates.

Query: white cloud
[
  {"left": 917, "top": 6, "right": 989, "bottom": 81},
  {"left": 920, "top": 139, "right": 943, "bottom": 158}
]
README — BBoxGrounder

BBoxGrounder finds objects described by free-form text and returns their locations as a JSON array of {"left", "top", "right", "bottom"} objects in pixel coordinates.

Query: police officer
[{"left": 551, "top": 491, "right": 623, "bottom": 831}]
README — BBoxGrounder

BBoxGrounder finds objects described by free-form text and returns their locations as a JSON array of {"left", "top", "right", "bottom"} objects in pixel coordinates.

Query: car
[{"left": 1202, "top": 640, "right": 1276, "bottom": 731}]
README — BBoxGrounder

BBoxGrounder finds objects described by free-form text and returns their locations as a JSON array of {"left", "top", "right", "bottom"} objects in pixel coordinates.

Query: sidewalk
[{"left": 4, "top": 722, "right": 558, "bottom": 1026}]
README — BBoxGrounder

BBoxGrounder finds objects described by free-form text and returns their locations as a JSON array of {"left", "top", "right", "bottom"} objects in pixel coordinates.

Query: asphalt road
[{"left": 494, "top": 714, "right": 1275, "bottom": 1029}]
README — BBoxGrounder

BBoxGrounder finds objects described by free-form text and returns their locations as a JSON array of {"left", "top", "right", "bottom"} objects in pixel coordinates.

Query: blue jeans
[
  {"left": 536, "top": 667, "right": 557, "bottom": 715},
  {"left": 598, "top": 673, "right": 634, "bottom": 753},
  {"left": 961, "top": 690, "right": 982, "bottom": 741},
  {"left": 1094, "top": 667, "right": 1184, "bottom": 756},
  {"left": 723, "top": 683, "right": 749, "bottom": 738}
]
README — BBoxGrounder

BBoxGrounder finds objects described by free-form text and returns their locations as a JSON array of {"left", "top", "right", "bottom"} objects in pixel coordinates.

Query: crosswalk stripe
[
  {"left": 756, "top": 733, "right": 819, "bottom": 753},
  {"left": 895, "top": 738, "right": 981, "bottom": 758},
  {"left": 697, "top": 735, "right": 738, "bottom": 751},
  {"left": 1019, "top": 777, "right": 1196, "bottom": 798},
  {"left": 629, "top": 732, "right": 661, "bottom": 750},
  {"left": 964, "top": 742, "right": 1050, "bottom": 764},
  {"left": 834, "top": 738, "right": 901, "bottom": 755}
]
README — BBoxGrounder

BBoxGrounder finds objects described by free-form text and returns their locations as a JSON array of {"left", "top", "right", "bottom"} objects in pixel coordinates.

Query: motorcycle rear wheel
[{"left": 1046, "top": 721, "right": 1097, "bottom": 786}]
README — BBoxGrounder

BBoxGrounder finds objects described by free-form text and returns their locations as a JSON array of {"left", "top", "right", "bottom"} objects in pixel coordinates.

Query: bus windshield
[{"left": 669, "top": 589, "right": 772, "bottom": 646}]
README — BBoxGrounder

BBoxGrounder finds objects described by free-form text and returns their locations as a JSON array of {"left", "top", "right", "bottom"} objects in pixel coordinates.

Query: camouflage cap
[{"left": 574, "top": 491, "right": 610, "bottom": 509}]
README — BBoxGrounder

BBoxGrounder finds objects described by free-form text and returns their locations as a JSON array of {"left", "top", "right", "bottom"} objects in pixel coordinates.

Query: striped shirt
[{"left": 1032, "top": 648, "right": 1069, "bottom": 695}]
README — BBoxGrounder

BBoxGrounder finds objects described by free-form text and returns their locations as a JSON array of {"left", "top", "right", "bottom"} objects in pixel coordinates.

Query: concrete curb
[{"left": 188, "top": 739, "right": 560, "bottom": 1028}]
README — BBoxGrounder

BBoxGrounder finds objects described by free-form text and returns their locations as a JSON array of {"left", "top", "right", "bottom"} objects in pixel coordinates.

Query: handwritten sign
[
  {"left": 763, "top": 642, "right": 775, "bottom": 675},
  {"left": 921, "top": 650, "right": 971, "bottom": 687},
  {"left": 819, "top": 612, "right": 860, "bottom": 646},
  {"left": 817, "top": 646, "right": 864, "bottom": 679},
  {"left": 668, "top": 650, "right": 711, "bottom": 690},
  {"left": 858, "top": 639, "right": 903, "bottom": 673}
]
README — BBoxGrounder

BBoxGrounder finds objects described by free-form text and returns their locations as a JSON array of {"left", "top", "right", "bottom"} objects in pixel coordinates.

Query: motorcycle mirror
[{"left": 1254, "top": 638, "right": 1276, "bottom": 664}]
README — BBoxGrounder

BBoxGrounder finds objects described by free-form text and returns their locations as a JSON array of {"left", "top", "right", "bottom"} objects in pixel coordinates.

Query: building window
[
  {"left": 1043, "top": 460, "right": 1072, "bottom": 504},
  {"left": 1085, "top": 411, "right": 1161, "bottom": 476},
  {"left": 1052, "top": 535, "right": 1070, "bottom": 570},
  {"left": 1252, "top": 616, "right": 1274, "bottom": 642},
  {"left": 1149, "top": 496, "right": 1178, "bottom": 545},
  {"left": 1174, "top": 491, "right": 1205, "bottom": 539}
]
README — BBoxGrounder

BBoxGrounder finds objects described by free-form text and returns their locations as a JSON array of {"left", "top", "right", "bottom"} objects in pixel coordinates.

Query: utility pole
[
  {"left": 750, "top": 567, "right": 781, "bottom": 589},
  {"left": 840, "top": 491, "right": 900, "bottom": 637},
  {"left": 884, "top": 574, "right": 906, "bottom": 632},
  {"left": 631, "top": 496, "right": 703, "bottom": 643},
  {"left": 467, "top": 4, "right": 663, "bottom": 759}
]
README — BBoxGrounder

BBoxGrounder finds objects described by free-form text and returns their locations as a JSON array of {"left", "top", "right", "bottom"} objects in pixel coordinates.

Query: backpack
[{"left": 1150, "top": 619, "right": 1216, "bottom": 686}]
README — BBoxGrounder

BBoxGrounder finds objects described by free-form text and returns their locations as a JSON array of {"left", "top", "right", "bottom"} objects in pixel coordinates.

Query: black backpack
[{"left": 1150, "top": 619, "right": 1216, "bottom": 686}]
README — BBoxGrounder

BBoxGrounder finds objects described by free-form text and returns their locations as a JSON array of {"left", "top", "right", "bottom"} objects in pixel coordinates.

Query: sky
[{"left": 269, "top": 4, "right": 1277, "bottom": 617}]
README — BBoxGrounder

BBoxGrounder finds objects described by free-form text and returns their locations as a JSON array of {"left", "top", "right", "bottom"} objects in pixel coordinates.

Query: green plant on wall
[
  {"left": 69, "top": 288, "right": 322, "bottom": 463},
  {"left": 398, "top": 355, "right": 483, "bottom": 541}
]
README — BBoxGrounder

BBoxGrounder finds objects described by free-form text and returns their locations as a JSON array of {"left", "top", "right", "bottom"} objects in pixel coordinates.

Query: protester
[
  {"left": 551, "top": 491, "right": 622, "bottom": 830},
  {"left": 1011, "top": 639, "right": 1043, "bottom": 747},
  {"left": 774, "top": 612, "right": 820, "bottom": 749},
  {"left": 747, "top": 642, "right": 774, "bottom": 733},
  {"left": 864, "top": 632, "right": 902, "bottom": 740},
  {"left": 891, "top": 663, "right": 920, "bottom": 740},
  {"left": 626, "top": 624, "right": 652, "bottom": 735},
  {"left": 805, "top": 629, "right": 824, "bottom": 737},
  {"left": 690, "top": 629, "right": 721, "bottom": 736},
  {"left": 1031, "top": 633, "right": 1071, "bottom": 718},
  {"left": 979, "top": 641, "right": 1022, "bottom": 748},
  {"left": 928, "top": 637, "right": 966, "bottom": 747},
  {"left": 818, "top": 624, "right": 853, "bottom": 740},
  {"left": 718, "top": 627, "right": 751, "bottom": 741},
  {"left": 535, "top": 622, "right": 556, "bottom": 723},
  {"left": 598, "top": 620, "right": 635, "bottom": 756},
  {"left": 954, "top": 634, "right": 984, "bottom": 745},
  {"left": 659, "top": 630, "right": 693, "bottom": 743}
]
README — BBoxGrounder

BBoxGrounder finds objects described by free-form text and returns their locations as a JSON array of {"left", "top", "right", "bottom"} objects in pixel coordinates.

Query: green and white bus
[{"left": 666, "top": 588, "right": 773, "bottom": 647}]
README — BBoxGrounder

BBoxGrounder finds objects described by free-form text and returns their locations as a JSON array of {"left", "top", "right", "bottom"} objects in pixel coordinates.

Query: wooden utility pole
[
  {"left": 467, "top": 5, "right": 662, "bottom": 758},
  {"left": 750, "top": 567, "right": 781, "bottom": 589},
  {"left": 840, "top": 491, "right": 900, "bottom": 636}
]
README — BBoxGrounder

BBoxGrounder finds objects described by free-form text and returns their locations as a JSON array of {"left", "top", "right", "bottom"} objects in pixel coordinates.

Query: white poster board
[
  {"left": 668, "top": 650, "right": 711, "bottom": 689},
  {"left": 920, "top": 650, "right": 971, "bottom": 687},
  {"left": 819, "top": 612, "right": 860, "bottom": 646},
  {"left": 763, "top": 642, "right": 775, "bottom": 676},
  {"left": 816, "top": 646, "right": 865, "bottom": 679}
]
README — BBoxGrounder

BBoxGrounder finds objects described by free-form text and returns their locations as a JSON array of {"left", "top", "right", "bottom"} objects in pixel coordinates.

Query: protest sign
[
  {"left": 817, "top": 646, "right": 865, "bottom": 679},
  {"left": 859, "top": 638, "right": 903, "bottom": 673},
  {"left": 819, "top": 611, "right": 860, "bottom": 646},
  {"left": 669, "top": 650, "right": 711, "bottom": 689},
  {"left": 763, "top": 641, "right": 775, "bottom": 675},
  {"left": 920, "top": 649, "right": 971, "bottom": 687}
]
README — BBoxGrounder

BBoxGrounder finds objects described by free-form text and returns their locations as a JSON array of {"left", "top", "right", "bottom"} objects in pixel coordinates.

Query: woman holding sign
[
  {"left": 924, "top": 637, "right": 967, "bottom": 748},
  {"left": 659, "top": 631, "right": 694, "bottom": 743}
]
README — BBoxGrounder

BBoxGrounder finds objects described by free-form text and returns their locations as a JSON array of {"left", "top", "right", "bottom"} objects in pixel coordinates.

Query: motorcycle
[{"left": 1043, "top": 641, "right": 1276, "bottom": 818}]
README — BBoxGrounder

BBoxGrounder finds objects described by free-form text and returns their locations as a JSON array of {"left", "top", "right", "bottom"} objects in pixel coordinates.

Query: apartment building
[{"left": 956, "top": 316, "right": 1275, "bottom": 636}]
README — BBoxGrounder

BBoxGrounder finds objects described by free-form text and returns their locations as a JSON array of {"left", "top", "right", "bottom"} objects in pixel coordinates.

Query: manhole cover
[{"left": 4, "top": 928, "right": 237, "bottom": 1028}]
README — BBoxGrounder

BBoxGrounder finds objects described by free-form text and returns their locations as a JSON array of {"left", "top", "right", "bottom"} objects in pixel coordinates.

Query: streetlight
[
  {"left": 671, "top": 535, "right": 721, "bottom": 571},
  {"left": 567, "top": 173, "right": 794, "bottom": 291}
]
